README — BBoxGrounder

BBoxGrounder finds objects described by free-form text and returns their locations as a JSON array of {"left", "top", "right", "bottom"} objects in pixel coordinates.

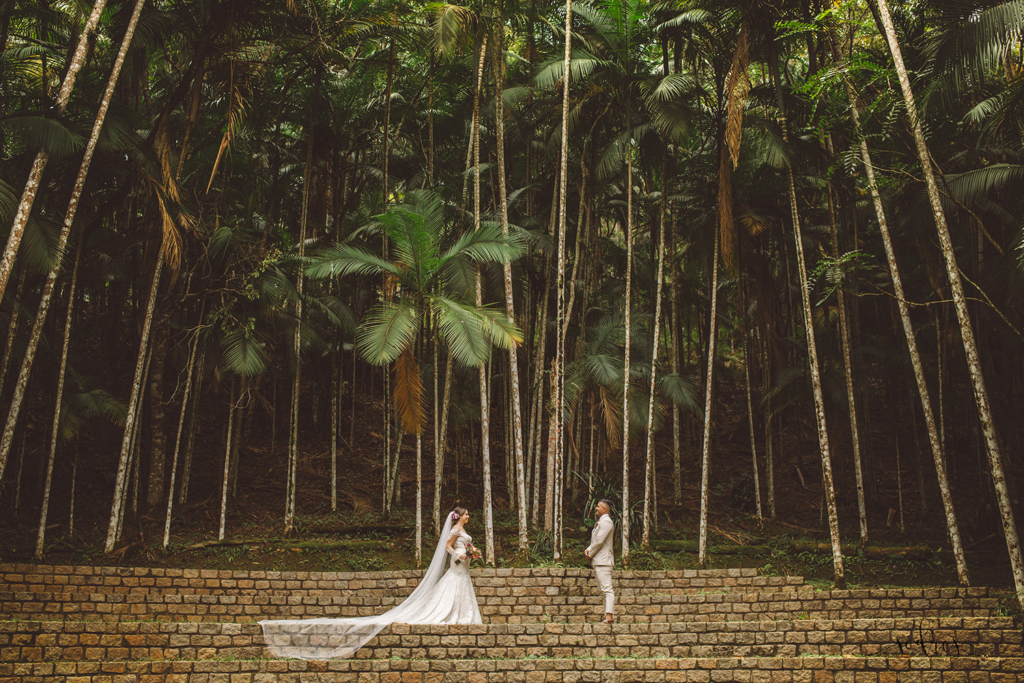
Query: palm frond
[
  {"left": 221, "top": 329, "right": 270, "bottom": 377},
  {"left": 477, "top": 306, "right": 524, "bottom": 348},
  {"left": 306, "top": 243, "right": 399, "bottom": 279},
  {"left": 433, "top": 295, "right": 490, "bottom": 367},
  {"left": 357, "top": 300, "right": 420, "bottom": 366},
  {"left": 2, "top": 114, "right": 85, "bottom": 157},
  {"left": 657, "top": 372, "right": 701, "bottom": 415},
  {"left": 440, "top": 222, "right": 526, "bottom": 266},
  {"left": 942, "top": 164, "right": 1024, "bottom": 205}
]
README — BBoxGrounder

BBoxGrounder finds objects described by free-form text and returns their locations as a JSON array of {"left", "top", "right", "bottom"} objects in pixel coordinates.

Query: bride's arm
[{"left": 445, "top": 529, "right": 466, "bottom": 559}]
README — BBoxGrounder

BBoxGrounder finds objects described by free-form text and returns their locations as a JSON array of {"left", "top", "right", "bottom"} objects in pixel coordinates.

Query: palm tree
[
  {"left": 0, "top": 0, "right": 109, "bottom": 301},
  {"left": 307, "top": 189, "right": 525, "bottom": 565},
  {"left": 1, "top": 0, "right": 153, "bottom": 502},
  {"left": 873, "top": 0, "right": 1023, "bottom": 606}
]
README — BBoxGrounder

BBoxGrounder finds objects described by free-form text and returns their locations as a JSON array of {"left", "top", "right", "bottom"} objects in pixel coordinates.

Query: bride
[{"left": 261, "top": 507, "right": 483, "bottom": 659}]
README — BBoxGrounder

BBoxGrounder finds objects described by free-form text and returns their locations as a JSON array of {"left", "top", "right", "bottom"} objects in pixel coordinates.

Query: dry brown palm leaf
[
  {"left": 600, "top": 386, "right": 621, "bottom": 449},
  {"left": 392, "top": 346, "right": 425, "bottom": 435}
]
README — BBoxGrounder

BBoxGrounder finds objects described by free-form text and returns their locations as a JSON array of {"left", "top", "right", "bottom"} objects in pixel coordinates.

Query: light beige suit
[{"left": 586, "top": 513, "right": 615, "bottom": 614}]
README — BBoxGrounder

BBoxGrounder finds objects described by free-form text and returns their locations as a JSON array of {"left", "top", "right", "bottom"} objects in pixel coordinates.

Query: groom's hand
[{"left": 584, "top": 549, "right": 591, "bottom": 559}]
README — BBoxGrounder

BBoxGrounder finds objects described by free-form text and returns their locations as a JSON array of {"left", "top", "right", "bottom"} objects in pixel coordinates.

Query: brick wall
[
  {"left": 0, "top": 565, "right": 800, "bottom": 597},
  {"left": 1, "top": 618, "right": 1019, "bottom": 663},
  {"left": 2, "top": 655, "right": 1023, "bottom": 682},
  {"left": 0, "top": 587, "right": 997, "bottom": 624}
]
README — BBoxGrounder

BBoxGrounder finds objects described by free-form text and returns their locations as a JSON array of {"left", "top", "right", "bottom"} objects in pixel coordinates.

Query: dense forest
[{"left": 1, "top": 0, "right": 1023, "bottom": 602}]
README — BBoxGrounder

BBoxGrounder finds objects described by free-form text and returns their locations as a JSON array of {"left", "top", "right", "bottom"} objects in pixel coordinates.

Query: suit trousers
[{"left": 593, "top": 564, "right": 615, "bottom": 614}]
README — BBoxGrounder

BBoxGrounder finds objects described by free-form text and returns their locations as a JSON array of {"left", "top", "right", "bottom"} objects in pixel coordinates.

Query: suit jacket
[{"left": 586, "top": 514, "right": 615, "bottom": 566}]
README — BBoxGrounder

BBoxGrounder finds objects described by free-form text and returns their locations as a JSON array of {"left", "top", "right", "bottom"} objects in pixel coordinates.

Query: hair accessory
[{"left": 451, "top": 511, "right": 460, "bottom": 522}]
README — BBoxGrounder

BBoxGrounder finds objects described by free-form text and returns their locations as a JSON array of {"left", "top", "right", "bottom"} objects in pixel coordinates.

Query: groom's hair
[{"left": 598, "top": 500, "right": 614, "bottom": 514}]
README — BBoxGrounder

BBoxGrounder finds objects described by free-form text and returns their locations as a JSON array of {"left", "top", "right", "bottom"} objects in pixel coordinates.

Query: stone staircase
[{"left": 0, "top": 563, "right": 1020, "bottom": 681}]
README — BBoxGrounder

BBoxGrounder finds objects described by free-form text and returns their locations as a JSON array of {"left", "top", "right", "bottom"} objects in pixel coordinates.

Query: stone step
[
  {"left": 0, "top": 564, "right": 802, "bottom": 597},
  {"left": 2, "top": 655, "right": 1023, "bottom": 682},
  {"left": 0, "top": 587, "right": 996, "bottom": 624},
  {"left": 1, "top": 617, "right": 1019, "bottom": 663}
]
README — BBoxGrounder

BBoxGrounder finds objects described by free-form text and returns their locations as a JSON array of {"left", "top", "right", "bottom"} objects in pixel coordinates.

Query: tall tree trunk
[
  {"left": 1, "top": 0, "right": 148, "bottom": 488},
  {"left": 416, "top": 431, "right": 423, "bottom": 567},
  {"left": 743, "top": 333, "right": 761, "bottom": 521},
  {"left": 769, "top": 51, "right": 845, "bottom": 588},
  {"left": 670, "top": 182, "right": 682, "bottom": 506},
  {"left": 697, "top": 227, "right": 720, "bottom": 567},
  {"left": 219, "top": 378, "right": 238, "bottom": 541},
  {"left": 0, "top": 268, "right": 27, "bottom": 392},
  {"left": 69, "top": 442, "right": 77, "bottom": 537},
  {"left": 0, "top": 0, "right": 109, "bottom": 300},
  {"left": 492, "top": 15, "right": 528, "bottom": 551},
  {"left": 471, "top": 33, "right": 495, "bottom": 565},
  {"left": 434, "top": 349, "right": 453, "bottom": 534},
  {"left": 35, "top": 244, "right": 81, "bottom": 559},
  {"left": 641, "top": 148, "right": 669, "bottom": 549},
  {"left": 529, "top": 264, "right": 551, "bottom": 528},
  {"left": 163, "top": 306, "right": 202, "bottom": 548},
  {"left": 551, "top": 0, "right": 574, "bottom": 561},
  {"left": 620, "top": 148, "right": 634, "bottom": 563},
  {"left": 146, "top": 309, "right": 171, "bottom": 507},
  {"left": 285, "top": 82, "right": 318, "bottom": 534},
  {"left": 331, "top": 347, "right": 338, "bottom": 512},
  {"left": 106, "top": 252, "right": 163, "bottom": 552},
  {"left": 178, "top": 347, "right": 204, "bottom": 506},
  {"left": 876, "top": 0, "right": 1021, "bottom": 595},
  {"left": 826, "top": 169, "right": 867, "bottom": 543},
  {"left": 829, "top": 21, "right": 970, "bottom": 585}
]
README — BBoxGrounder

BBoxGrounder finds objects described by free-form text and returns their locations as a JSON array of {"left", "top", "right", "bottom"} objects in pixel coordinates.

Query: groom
[{"left": 584, "top": 499, "right": 615, "bottom": 624}]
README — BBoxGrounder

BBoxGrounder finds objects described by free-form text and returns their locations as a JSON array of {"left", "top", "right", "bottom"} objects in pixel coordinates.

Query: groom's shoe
[{"left": 601, "top": 615, "right": 614, "bottom": 624}]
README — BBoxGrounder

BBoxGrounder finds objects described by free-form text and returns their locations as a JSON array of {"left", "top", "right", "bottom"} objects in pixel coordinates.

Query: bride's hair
[{"left": 450, "top": 507, "right": 468, "bottom": 522}]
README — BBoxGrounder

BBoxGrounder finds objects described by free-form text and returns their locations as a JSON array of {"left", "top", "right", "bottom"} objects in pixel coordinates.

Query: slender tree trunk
[
  {"left": 35, "top": 244, "right": 81, "bottom": 559},
  {"left": 770, "top": 53, "right": 845, "bottom": 588},
  {"left": 164, "top": 308, "right": 202, "bottom": 548},
  {"left": 434, "top": 349, "right": 453, "bottom": 533},
  {"left": 641, "top": 150, "right": 668, "bottom": 549},
  {"left": 877, "top": 0, "right": 1017, "bottom": 595},
  {"left": 550, "top": 0, "right": 574, "bottom": 561},
  {"left": 826, "top": 172, "right": 867, "bottom": 543},
  {"left": 471, "top": 33, "right": 495, "bottom": 564},
  {"left": 179, "top": 347, "right": 204, "bottom": 506},
  {"left": 697, "top": 228, "right": 720, "bottom": 567},
  {"left": 620, "top": 146, "right": 634, "bottom": 562},
  {"left": 1, "top": 0, "right": 147, "bottom": 488},
  {"left": 416, "top": 432, "right": 423, "bottom": 567},
  {"left": 829, "top": 21, "right": 970, "bottom": 585},
  {"left": 530, "top": 265, "right": 551, "bottom": 528},
  {"left": 105, "top": 252, "right": 163, "bottom": 552},
  {"left": 219, "top": 378, "right": 238, "bottom": 541},
  {"left": 13, "top": 427, "right": 25, "bottom": 513},
  {"left": 743, "top": 328, "right": 762, "bottom": 522},
  {"left": 492, "top": 18, "right": 528, "bottom": 551},
  {"left": 146, "top": 310, "right": 171, "bottom": 508},
  {"left": 332, "top": 346, "right": 338, "bottom": 512},
  {"left": 285, "top": 85, "right": 317, "bottom": 534},
  {"left": 531, "top": 362, "right": 545, "bottom": 528},
  {"left": 69, "top": 442, "right": 77, "bottom": 537},
  {"left": 0, "top": 0, "right": 109, "bottom": 300},
  {"left": 0, "top": 268, "right": 27, "bottom": 392},
  {"left": 119, "top": 340, "right": 151, "bottom": 544},
  {"left": 670, "top": 191, "right": 682, "bottom": 506}
]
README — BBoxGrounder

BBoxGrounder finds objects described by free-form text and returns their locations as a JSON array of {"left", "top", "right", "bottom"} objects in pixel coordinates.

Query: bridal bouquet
[{"left": 456, "top": 542, "right": 482, "bottom": 566}]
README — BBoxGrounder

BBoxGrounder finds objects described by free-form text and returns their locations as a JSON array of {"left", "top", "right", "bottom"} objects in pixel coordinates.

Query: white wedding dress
[{"left": 260, "top": 513, "right": 482, "bottom": 659}]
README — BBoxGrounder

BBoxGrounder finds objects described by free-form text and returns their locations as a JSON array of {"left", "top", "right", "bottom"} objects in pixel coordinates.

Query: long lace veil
[{"left": 260, "top": 512, "right": 457, "bottom": 659}]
